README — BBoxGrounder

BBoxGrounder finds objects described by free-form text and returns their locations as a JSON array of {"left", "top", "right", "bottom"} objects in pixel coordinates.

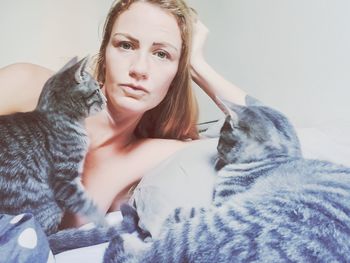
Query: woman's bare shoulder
[
  {"left": 0, "top": 63, "right": 54, "bottom": 114},
  {"left": 135, "top": 137, "right": 201, "bottom": 161}
]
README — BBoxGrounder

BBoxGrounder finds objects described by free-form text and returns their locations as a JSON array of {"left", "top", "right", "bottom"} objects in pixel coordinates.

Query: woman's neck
[{"left": 85, "top": 106, "right": 143, "bottom": 151}]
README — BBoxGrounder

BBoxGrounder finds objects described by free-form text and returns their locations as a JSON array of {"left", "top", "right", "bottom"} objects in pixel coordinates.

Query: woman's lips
[{"left": 119, "top": 84, "right": 148, "bottom": 98}]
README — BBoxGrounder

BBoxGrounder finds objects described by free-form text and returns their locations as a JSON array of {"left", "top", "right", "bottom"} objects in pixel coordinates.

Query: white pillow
[{"left": 130, "top": 138, "right": 218, "bottom": 237}]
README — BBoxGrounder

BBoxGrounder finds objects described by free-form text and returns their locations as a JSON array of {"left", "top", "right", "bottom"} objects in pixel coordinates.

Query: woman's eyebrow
[
  {"left": 112, "top": 32, "right": 138, "bottom": 43},
  {"left": 153, "top": 42, "right": 179, "bottom": 52},
  {"left": 113, "top": 32, "right": 179, "bottom": 52}
]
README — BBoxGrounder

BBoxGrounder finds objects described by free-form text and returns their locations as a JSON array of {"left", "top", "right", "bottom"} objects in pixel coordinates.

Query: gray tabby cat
[
  {"left": 0, "top": 57, "right": 107, "bottom": 235},
  {"left": 104, "top": 97, "right": 350, "bottom": 262}
]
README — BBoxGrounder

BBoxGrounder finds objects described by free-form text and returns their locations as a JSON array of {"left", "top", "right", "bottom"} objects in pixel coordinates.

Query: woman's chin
[{"left": 113, "top": 96, "right": 152, "bottom": 115}]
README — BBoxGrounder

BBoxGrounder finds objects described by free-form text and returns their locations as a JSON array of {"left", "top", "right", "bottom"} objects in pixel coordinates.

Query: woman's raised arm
[
  {"left": 190, "top": 19, "right": 247, "bottom": 109},
  {"left": 0, "top": 63, "right": 53, "bottom": 114}
]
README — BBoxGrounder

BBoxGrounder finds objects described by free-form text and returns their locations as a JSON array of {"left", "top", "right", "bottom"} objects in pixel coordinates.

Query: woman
[{"left": 0, "top": 0, "right": 246, "bottom": 227}]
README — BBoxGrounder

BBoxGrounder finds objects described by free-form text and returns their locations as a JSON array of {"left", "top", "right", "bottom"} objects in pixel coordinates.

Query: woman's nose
[{"left": 129, "top": 53, "right": 149, "bottom": 81}]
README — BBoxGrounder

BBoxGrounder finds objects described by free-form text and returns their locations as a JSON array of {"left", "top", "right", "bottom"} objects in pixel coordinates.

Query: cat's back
[
  {"left": 0, "top": 111, "right": 56, "bottom": 210},
  {"left": 270, "top": 158, "right": 350, "bottom": 185},
  {"left": 0, "top": 110, "right": 51, "bottom": 149},
  {"left": 244, "top": 157, "right": 350, "bottom": 205},
  {"left": 223, "top": 159, "right": 350, "bottom": 262},
  {"left": 0, "top": 110, "right": 88, "bottom": 159}
]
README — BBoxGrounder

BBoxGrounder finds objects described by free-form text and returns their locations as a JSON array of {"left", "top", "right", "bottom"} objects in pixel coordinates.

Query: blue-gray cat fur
[
  {"left": 104, "top": 99, "right": 350, "bottom": 262},
  {"left": 0, "top": 56, "right": 106, "bottom": 235}
]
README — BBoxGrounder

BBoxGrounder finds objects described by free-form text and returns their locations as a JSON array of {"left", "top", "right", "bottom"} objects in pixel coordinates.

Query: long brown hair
[{"left": 95, "top": 0, "right": 199, "bottom": 140}]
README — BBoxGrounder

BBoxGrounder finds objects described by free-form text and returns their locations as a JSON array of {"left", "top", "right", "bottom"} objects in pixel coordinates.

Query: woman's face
[{"left": 104, "top": 2, "right": 182, "bottom": 115}]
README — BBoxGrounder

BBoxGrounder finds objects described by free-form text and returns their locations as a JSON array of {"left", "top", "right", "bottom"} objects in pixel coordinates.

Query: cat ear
[
  {"left": 215, "top": 96, "right": 243, "bottom": 124},
  {"left": 74, "top": 55, "right": 90, "bottom": 84},
  {"left": 57, "top": 57, "right": 79, "bottom": 73}
]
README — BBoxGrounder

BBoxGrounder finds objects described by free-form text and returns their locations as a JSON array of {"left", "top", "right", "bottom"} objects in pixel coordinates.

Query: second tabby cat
[{"left": 104, "top": 97, "right": 350, "bottom": 262}]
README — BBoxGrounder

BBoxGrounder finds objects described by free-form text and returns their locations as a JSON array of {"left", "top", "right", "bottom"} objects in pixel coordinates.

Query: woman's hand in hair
[
  {"left": 190, "top": 18, "right": 209, "bottom": 71},
  {"left": 189, "top": 16, "right": 247, "bottom": 107}
]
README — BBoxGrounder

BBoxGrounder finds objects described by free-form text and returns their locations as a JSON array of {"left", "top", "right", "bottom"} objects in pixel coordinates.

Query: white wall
[
  {"left": 188, "top": 0, "right": 350, "bottom": 127},
  {"left": 0, "top": 0, "right": 114, "bottom": 69},
  {"left": 1, "top": 0, "right": 349, "bottom": 127}
]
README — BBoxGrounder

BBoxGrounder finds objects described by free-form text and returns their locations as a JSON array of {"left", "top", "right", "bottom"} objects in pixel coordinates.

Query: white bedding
[{"left": 54, "top": 124, "right": 350, "bottom": 263}]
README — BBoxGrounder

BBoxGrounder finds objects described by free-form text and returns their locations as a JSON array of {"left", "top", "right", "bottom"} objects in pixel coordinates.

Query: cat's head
[
  {"left": 216, "top": 98, "right": 301, "bottom": 170},
  {"left": 36, "top": 56, "right": 107, "bottom": 118}
]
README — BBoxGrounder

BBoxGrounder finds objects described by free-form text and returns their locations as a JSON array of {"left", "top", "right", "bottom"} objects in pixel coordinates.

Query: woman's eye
[
  {"left": 155, "top": 51, "right": 169, "bottom": 60},
  {"left": 119, "top": 42, "right": 133, "bottom": 50}
]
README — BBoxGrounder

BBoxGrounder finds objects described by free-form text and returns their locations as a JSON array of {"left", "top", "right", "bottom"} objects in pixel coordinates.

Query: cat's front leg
[{"left": 54, "top": 177, "right": 107, "bottom": 226}]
